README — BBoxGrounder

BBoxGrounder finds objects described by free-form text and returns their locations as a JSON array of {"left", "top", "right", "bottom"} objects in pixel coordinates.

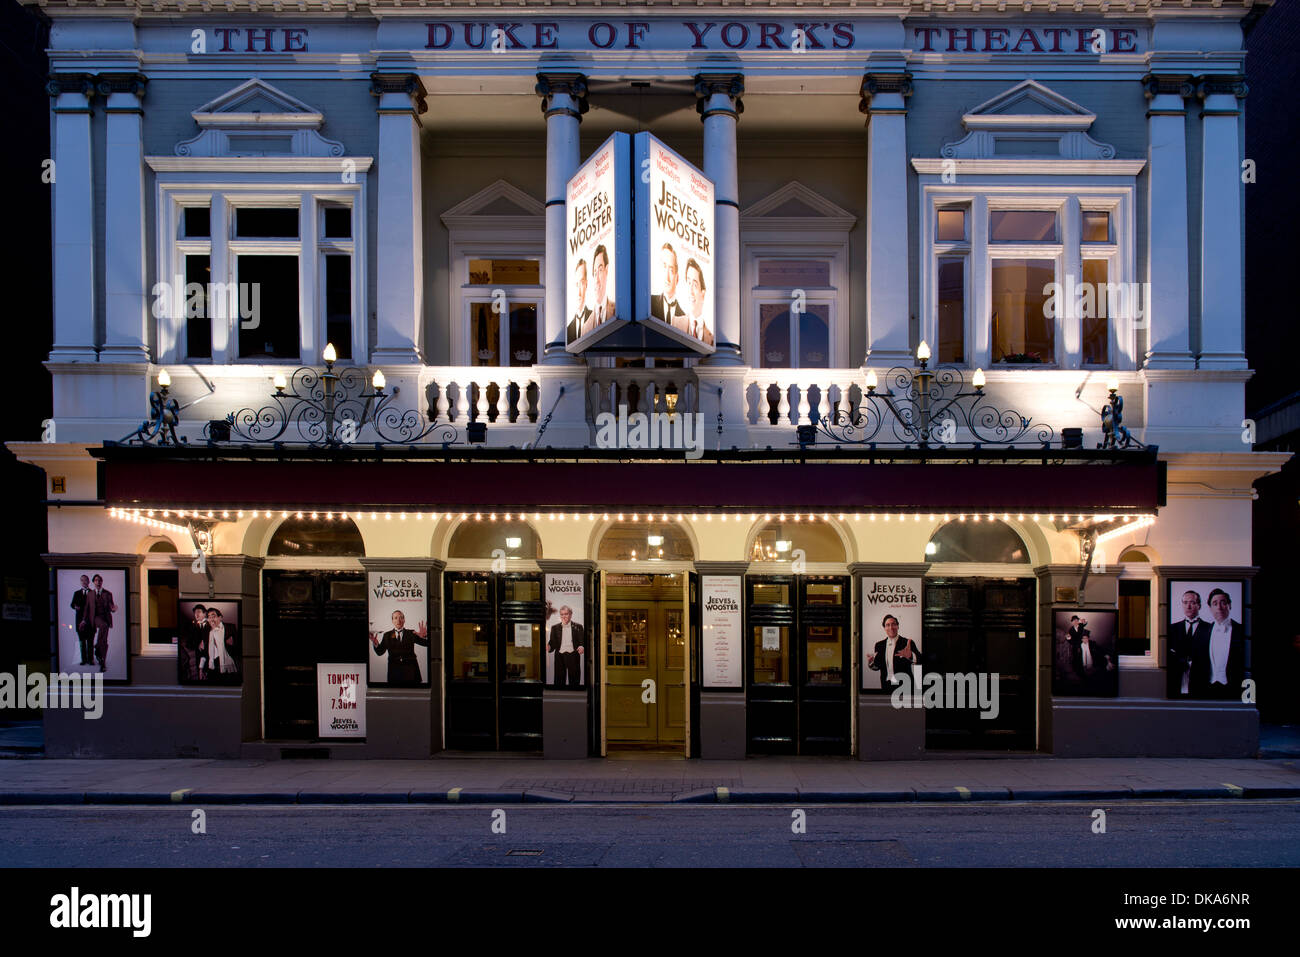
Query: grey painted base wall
[
  {"left": 698, "top": 693, "right": 746, "bottom": 759},
  {"left": 45, "top": 686, "right": 245, "bottom": 758},
  {"left": 858, "top": 695, "right": 925, "bottom": 760},
  {"left": 544, "top": 690, "right": 590, "bottom": 759},
  {"left": 1051, "top": 699, "right": 1260, "bottom": 757}
]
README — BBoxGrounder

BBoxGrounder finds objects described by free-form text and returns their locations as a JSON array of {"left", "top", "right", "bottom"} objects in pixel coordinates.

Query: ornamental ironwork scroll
[
  {"left": 812, "top": 365, "right": 1055, "bottom": 448},
  {"left": 211, "top": 362, "right": 458, "bottom": 448}
]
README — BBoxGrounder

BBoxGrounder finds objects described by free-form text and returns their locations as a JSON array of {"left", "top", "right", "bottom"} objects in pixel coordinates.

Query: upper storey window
[
  {"left": 148, "top": 80, "right": 370, "bottom": 366},
  {"left": 912, "top": 81, "right": 1144, "bottom": 370}
]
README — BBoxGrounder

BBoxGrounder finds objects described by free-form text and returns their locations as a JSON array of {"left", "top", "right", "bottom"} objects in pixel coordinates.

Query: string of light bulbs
[{"left": 106, "top": 507, "right": 1156, "bottom": 527}]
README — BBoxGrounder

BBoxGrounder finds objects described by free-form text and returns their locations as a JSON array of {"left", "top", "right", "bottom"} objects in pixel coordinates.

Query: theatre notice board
[{"left": 701, "top": 576, "right": 742, "bottom": 688}]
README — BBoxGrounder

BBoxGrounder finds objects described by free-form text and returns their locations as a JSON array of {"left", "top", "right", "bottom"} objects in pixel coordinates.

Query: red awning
[{"left": 100, "top": 457, "right": 1162, "bottom": 513}]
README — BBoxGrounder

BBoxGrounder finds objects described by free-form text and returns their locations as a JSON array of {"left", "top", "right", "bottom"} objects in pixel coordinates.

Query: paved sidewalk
[{"left": 0, "top": 753, "right": 1298, "bottom": 805}]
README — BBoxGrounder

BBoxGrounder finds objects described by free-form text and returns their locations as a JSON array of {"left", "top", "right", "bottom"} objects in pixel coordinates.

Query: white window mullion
[
  {"left": 1061, "top": 197, "right": 1082, "bottom": 368},
  {"left": 300, "top": 194, "right": 317, "bottom": 362},
  {"left": 970, "top": 195, "right": 991, "bottom": 368},
  {"left": 210, "top": 194, "right": 232, "bottom": 363}
]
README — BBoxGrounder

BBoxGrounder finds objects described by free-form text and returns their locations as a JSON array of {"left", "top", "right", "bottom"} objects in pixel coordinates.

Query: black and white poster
[
  {"left": 367, "top": 572, "right": 429, "bottom": 687},
  {"left": 177, "top": 599, "right": 242, "bottom": 685},
  {"left": 1167, "top": 580, "right": 1246, "bottom": 700},
  {"left": 1052, "top": 609, "right": 1119, "bottom": 697}
]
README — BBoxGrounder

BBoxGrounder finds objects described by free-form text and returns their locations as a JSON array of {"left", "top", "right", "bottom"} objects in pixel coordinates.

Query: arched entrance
[
  {"left": 262, "top": 518, "right": 367, "bottom": 741},
  {"left": 923, "top": 520, "right": 1036, "bottom": 750},
  {"left": 596, "top": 522, "right": 694, "bottom": 754}
]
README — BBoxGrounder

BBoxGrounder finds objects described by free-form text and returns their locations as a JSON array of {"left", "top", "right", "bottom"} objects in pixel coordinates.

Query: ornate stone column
[
  {"left": 47, "top": 74, "right": 98, "bottom": 364},
  {"left": 860, "top": 73, "right": 913, "bottom": 367},
  {"left": 98, "top": 73, "right": 150, "bottom": 364},
  {"left": 537, "top": 73, "right": 587, "bottom": 364},
  {"left": 370, "top": 74, "right": 427, "bottom": 365},
  {"left": 696, "top": 73, "right": 744, "bottom": 366},
  {"left": 1141, "top": 74, "right": 1195, "bottom": 369},
  {"left": 1196, "top": 74, "right": 1249, "bottom": 370}
]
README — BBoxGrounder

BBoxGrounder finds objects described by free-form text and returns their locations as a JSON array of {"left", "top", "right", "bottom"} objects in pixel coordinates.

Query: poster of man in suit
[
  {"left": 1052, "top": 609, "right": 1118, "bottom": 696},
  {"left": 544, "top": 574, "right": 586, "bottom": 688},
  {"left": 1168, "top": 581, "right": 1246, "bottom": 700},
  {"left": 861, "top": 578, "right": 922, "bottom": 693},
  {"left": 566, "top": 135, "right": 619, "bottom": 347},
  {"left": 177, "top": 600, "right": 242, "bottom": 685},
  {"left": 367, "top": 572, "right": 429, "bottom": 686},
  {"left": 57, "top": 569, "right": 128, "bottom": 681}
]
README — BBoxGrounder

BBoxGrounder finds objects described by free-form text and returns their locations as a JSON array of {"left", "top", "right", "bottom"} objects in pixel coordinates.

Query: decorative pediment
[
  {"left": 175, "top": 79, "right": 344, "bottom": 158},
  {"left": 440, "top": 180, "right": 545, "bottom": 230},
  {"left": 741, "top": 182, "right": 857, "bottom": 232},
  {"left": 941, "top": 80, "right": 1117, "bottom": 160}
]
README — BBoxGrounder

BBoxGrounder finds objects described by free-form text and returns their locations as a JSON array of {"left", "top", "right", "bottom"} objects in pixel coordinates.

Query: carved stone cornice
[
  {"left": 859, "top": 72, "right": 913, "bottom": 114},
  {"left": 695, "top": 73, "right": 744, "bottom": 119},
  {"left": 1196, "top": 74, "right": 1248, "bottom": 100},
  {"left": 1141, "top": 73, "right": 1195, "bottom": 101},
  {"left": 369, "top": 72, "right": 427, "bottom": 116},
  {"left": 535, "top": 73, "right": 589, "bottom": 119}
]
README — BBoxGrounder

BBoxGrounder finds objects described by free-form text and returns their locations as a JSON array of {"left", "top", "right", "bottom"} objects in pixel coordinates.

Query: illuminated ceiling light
[
  {"left": 385, "top": 513, "right": 392, "bottom": 521},
  {"left": 632, "top": 513, "right": 640, "bottom": 522},
  {"left": 222, "top": 511, "right": 230, "bottom": 519},
  {"left": 778, "top": 513, "right": 786, "bottom": 522},
  {"left": 676, "top": 514, "right": 684, "bottom": 522},
  {"left": 400, "top": 512, "right": 407, "bottom": 521},
  {"left": 661, "top": 513, "right": 668, "bottom": 522},
  {"left": 914, "top": 514, "right": 921, "bottom": 522},
  {"left": 617, "top": 513, "right": 625, "bottom": 521},
  {"left": 869, "top": 514, "right": 876, "bottom": 521},
  {"left": 559, "top": 513, "right": 566, "bottom": 521},
  {"left": 987, "top": 514, "right": 996, "bottom": 522},
  {"left": 489, "top": 513, "right": 497, "bottom": 521},
  {"left": 884, "top": 513, "right": 890, "bottom": 521},
  {"left": 415, "top": 512, "right": 423, "bottom": 520},
  {"left": 763, "top": 513, "right": 772, "bottom": 522},
  {"left": 296, "top": 512, "right": 304, "bottom": 519},
  {"left": 705, "top": 514, "right": 712, "bottom": 521},
  {"left": 340, "top": 511, "right": 348, "bottom": 521},
  {"left": 973, "top": 514, "right": 981, "bottom": 522},
  {"left": 958, "top": 514, "right": 966, "bottom": 522},
  {"left": 1031, "top": 514, "right": 1039, "bottom": 522},
  {"left": 506, "top": 537, "right": 522, "bottom": 549},
  {"left": 793, "top": 514, "right": 801, "bottom": 522},
  {"left": 1017, "top": 514, "right": 1024, "bottom": 521},
  {"left": 1003, "top": 513, "right": 1011, "bottom": 522},
  {"left": 1048, "top": 514, "right": 1056, "bottom": 522},
  {"left": 310, "top": 512, "right": 318, "bottom": 520},
  {"left": 1077, "top": 515, "right": 1085, "bottom": 523},
  {"left": 534, "top": 512, "right": 542, "bottom": 521}
]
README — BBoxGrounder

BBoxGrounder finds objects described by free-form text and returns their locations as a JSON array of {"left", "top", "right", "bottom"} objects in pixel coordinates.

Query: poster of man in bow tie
[{"left": 367, "top": 572, "right": 430, "bottom": 686}]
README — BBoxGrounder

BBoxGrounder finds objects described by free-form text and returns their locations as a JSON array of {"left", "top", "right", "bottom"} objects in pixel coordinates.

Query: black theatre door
[
  {"left": 746, "top": 575, "right": 851, "bottom": 755},
  {"left": 263, "top": 570, "right": 367, "bottom": 740},
  {"left": 922, "top": 577, "right": 1036, "bottom": 750},
  {"left": 444, "top": 572, "right": 544, "bottom": 751}
]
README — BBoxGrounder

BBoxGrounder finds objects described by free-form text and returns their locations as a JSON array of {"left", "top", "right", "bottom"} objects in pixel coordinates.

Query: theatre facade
[{"left": 12, "top": 0, "right": 1286, "bottom": 759}]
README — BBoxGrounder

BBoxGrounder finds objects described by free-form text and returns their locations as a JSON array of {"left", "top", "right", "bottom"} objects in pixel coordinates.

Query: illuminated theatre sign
[
  {"left": 567, "top": 132, "right": 715, "bottom": 356},
  {"left": 177, "top": 21, "right": 1148, "bottom": 56}
]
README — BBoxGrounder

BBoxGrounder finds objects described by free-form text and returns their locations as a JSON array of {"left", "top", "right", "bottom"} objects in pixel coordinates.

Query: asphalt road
[{"left": 2, "top": 800, "right": 1298, "bottom": 867}]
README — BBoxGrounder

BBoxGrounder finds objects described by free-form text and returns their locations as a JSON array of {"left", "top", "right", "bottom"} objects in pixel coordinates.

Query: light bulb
[
  {"left": 916, "top": 340, "right": 931, "bottom": 362},
  {"left": 322, "top": 342, "right": 337, "bottom": 363},
  {"left": 372, "top": 369, "right": 386, "bottom": 390},
  {"left": 157, "top": 368, "right": 171, "bottom": 388},
  {"left": 273, "top": 372, "right": 287, "bottom": 391},
  {"left": 972, "top": 368, "right": 985, "bottom": 389},
  {"left": 865, "top": 369, "right": 878, "bottom": 391}
]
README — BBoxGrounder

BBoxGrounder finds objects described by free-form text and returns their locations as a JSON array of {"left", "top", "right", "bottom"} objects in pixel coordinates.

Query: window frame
[
  {"left": 918, "top": 181, "right": 1138, "bottom": 371},
  {"left": 743, "top": 245, "right": 848, "bottom": 369},
  {"left": 449, "top": 244, "right": 545, "bottom": 368},
  {"left": 154, "top": 177, "right": 368, "bottom": 367}
]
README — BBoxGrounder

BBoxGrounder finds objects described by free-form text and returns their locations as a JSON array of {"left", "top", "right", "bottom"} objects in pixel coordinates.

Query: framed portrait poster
[
  {"left": 1167, "top": 580, "right": 1246, "bottom": 701},
  {"left": 177, "top": 599, "right": 243, "bottom": 685},
  {"left": 57, "top": 568, "right": 129, "bottom": 682},
  {"left": 1052, "top": 609, "right": 1119, "bottom": 697}
]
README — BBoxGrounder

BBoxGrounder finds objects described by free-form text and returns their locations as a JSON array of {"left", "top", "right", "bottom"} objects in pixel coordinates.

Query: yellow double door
[{"left": 604, "top": 599, "right": 686, "bottom": 751}]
